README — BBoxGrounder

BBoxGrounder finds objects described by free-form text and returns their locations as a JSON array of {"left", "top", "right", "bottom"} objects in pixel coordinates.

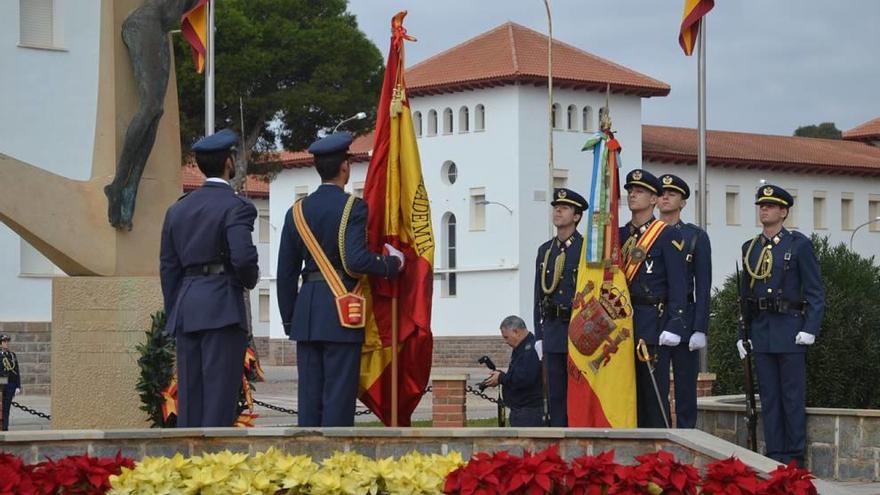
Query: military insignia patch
[
  {"left": 525, "top": 344, "right": 532, "bottom": 351},
  {"left": 763, "top": 186, "right": 774, "bottom": 196},
  {"left": 671, "top": 239, "right": 684, "bottom": 251},
  {"left": 632, "top": 170, "right": 643, "bottom": 180},
  {"left": 559, "top": 189, "right": 567, "bottom": 199},
  {"left": 662, "top": 175, "right": 673, "bottom": 185}
]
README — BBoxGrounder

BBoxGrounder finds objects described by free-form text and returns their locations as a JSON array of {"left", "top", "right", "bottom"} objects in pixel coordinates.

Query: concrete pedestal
[{"left": 51, "top": 277, "right": 162, "bottom": 429}]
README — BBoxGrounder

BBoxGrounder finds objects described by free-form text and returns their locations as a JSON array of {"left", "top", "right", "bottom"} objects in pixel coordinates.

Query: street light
[
  {"left": 850, "top": 216, "right": 880, "bottom": 250},
  {"left": 476, "top": 200, "right": 514, "bottom": 214},
  {"left": 333, "top": 112, "right": 367, "bottom": 133}
]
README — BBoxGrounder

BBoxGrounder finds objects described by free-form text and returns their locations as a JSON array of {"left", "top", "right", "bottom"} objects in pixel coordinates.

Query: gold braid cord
[
  {"left": 744, "top": 235, "right": 773, "bottom": 288},
  {"left": 338, "top": 195, "right": 361, "bottom": 279},
  {"left": 541, "top": 244, "right": 566, "bottom": 295}
]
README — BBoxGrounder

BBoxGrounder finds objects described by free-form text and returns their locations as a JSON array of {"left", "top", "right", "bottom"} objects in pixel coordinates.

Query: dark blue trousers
[
  {"left": 176, "top": 326, "right": 248, "bottom": 428},
  {"left": 296, "top": 341, "right": 361, "bottom": 427},
  {"left": 754, "top": 352, "right": 806, "bottom": 466},
  {"left": 509, "top": 406, "right": 544, "bottom": 427},
  {"left": 545, "top": 352, "right": 567, "bottom": 427},
  {"left": 636, "top": 344, "right": 671, "bottom": 428},
  {"left": 670, "top": 342, "right": 699, "bottom": 428},
  {"left": 1, "top": 386, "right": 14, "bottom": 431}
]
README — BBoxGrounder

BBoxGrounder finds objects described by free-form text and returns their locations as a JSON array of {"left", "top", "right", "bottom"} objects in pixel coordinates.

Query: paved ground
[{"left": 4, "top": 366, "right": 877, "bottom": 493}]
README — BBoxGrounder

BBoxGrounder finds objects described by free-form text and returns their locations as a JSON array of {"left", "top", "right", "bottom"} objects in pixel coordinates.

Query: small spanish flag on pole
[
  {"left": 679, "top": 0, "right": 714, "bottom": 56},
  {"left": 181, "top": 0, "right": 210, "bottom": 73}
]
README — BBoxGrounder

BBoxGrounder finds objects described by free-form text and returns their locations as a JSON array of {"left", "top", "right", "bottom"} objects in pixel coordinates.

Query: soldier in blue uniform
[
  {"left": 160, "top": 129, "right": 260, "bottom": 427},
  {"left": 738, "top": 184, "right": 824, "bottom": 466},
  {"left": 657, "top": 174, "right": 712, "bottom": 428},
  {"left": 482, "top": 316, "right": 544, "bottom": 427},
  {"left": 620, "top": 169, "right": 688, "bottom": 428},
  {"left": 1, "top": 334, "right": 22, "bottom": 431},
  {"left": 277, "top": 132, "right": 404, "bottom": 427},
  {"left": 534, "top": 188, "right": 587, "bottom": 427}
]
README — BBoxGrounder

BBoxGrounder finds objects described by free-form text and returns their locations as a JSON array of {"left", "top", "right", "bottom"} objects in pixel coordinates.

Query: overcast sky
[{"left": 346, "top": 0, "right": 879, "bottom": 136}]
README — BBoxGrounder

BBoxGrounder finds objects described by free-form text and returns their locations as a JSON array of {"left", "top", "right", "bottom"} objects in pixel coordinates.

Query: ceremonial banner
[
  {"left": 181, "top": 0, "right": 210, "bottom": 73},
  {"left": 359, "top": 11, "right": 435, "bottom": 426},
  {"left": 567, "top": 129, "right": 636, "bottom": 427},
  {"left": 679, "top": 0, "right": 715, "bottom": 56}
]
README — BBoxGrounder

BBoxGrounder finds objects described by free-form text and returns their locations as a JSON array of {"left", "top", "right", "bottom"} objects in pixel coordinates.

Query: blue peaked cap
[
  {"left": 308, "top": 131, "right": 353, "bottom": 156},
  {"left": 192, "top": 128, "right": 239, "bottom": 153}
]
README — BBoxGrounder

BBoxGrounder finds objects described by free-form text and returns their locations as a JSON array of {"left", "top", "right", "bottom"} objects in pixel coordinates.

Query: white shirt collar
[{"left": 205, "top": 177, "right": 230, "bottom": 186}]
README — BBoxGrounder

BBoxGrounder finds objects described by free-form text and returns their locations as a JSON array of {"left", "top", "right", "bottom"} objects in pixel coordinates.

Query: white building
[{"left": 266, "top": 23, "right": 880, "bottom": 340}]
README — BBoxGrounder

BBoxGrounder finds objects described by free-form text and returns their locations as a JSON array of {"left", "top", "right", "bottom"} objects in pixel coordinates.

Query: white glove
[
  {"left": 15, "top": 388, "right": 21, "bottom": 395},
  {"left": 384, "top": 243, "right": 405, "bottom": 270},
  {"left": 795, "top": 332, "right": 815, "bottom": 346},
  {"left": 534, "top": 340, "right": 543, "bottom": 360},
  {"left": 658, "top": 331, "right": 681, "bottom": 347},
  {"left": 736, "top": 339, "right": 752, "bottom": 360},
  {"left": 688, "top": 332, "right": 707, "bottom": 352}
]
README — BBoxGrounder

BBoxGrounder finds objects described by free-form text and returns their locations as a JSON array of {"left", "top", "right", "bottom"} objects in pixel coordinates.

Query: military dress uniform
[
  {"left": 740, "top": 185, "right": 824, "bottom": 466},
  {"left": 534, "top": 188, "right": 587, "bottom": 427},
  {"left": 277, "top": 132, "right": 401, "bottom": 427},
  {"left": 498, "top": 332, "right": 544, "bottom": 427},
  {"left": 660, "top": 174, "right": 712, "bottom": 428},
  {"left": 620, "top": 170, "right": 688, "bottom": 428},
  {"left": 160, "top": 129, "right": 260, "bottom": 428},
  {"left": 1, "top": 335, "right": 22, "bottom": 431}
]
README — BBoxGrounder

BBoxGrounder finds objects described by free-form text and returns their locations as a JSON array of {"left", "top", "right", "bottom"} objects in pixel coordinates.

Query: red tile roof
[
  {"left": 258, "top": 132, "right": 374, "bottom": 170},
  {"left": 643, "top": 125, "right": 880, "bottom": 176},
  {"left": 843, "top": 117, "right": 880, "bottom": 142},
  {"left": 405, "top": 22, "right": 670, "bottom": 98},
  {"left": 182, "top": 164, "right": 269, "bottom": 198}
]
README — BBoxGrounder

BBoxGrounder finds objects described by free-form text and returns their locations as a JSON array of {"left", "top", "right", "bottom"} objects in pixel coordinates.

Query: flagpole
[
  {"left": 696, "top": 15, "right": 709, "bottom": 372},
  {"left": 205, "top": 0, "right": 215, "bottom": 135},
  {"left": 543, "top": 0, "right": 555, "bottom": 240},
  {"left": 391, "top": 292, "right": 399, "bottom": 427}
]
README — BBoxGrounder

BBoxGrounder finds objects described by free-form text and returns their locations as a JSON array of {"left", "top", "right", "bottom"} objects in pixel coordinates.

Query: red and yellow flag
[
  {"left": 181, "top": 0, "right": 210, "bottom": 73},
  {"left": 679, "top": 0, "right": 714, "bottom": 56},
  {"left": 568, "top": 130, "right": 636, "bottom": 427},
  {"left": 359, "top": 11, "right": 434, "bottom": 426}
]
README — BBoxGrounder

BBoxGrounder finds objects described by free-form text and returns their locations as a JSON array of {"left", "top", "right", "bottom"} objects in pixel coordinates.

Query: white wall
[
  {"left": 0, "top": 225, "right": 57, "bottom": 321},
  {"left": 643, "top": 162, "right": 880, "bottom": 289},
  {"left": 0, "top": 0, "right": 100, "bottom": 180}
]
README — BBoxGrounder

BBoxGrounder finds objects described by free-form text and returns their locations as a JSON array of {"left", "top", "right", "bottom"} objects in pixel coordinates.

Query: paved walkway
[{"left": 3, "top": 366, "right": 877, "bottom": 493}]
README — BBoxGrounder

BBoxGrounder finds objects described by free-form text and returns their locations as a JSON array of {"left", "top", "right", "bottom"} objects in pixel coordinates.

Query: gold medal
[{"left": 630, "top": 246, "right": 647, "bottom": 263}]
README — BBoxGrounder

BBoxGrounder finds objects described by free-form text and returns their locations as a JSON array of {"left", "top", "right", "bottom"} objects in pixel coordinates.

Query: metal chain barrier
[
  {"left": 11, "top": 401, "right": 51, "bottom": 420},
  {"left": 466, "top": 384, "right": 502, "bottom": 405}
]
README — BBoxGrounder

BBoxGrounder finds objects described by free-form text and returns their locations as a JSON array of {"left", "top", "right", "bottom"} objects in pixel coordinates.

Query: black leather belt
[
  {"left": 542, "top": 304, "right": 571, "bottom": 321},
  {"left": 185, "top": 263, "right": 226, "bottom": 276},
  {"left": 631, "top": 294, "right": 667, "bottom": 306},
  {"left": 747, "top": 297, "right": 804, "bottom": 313}
]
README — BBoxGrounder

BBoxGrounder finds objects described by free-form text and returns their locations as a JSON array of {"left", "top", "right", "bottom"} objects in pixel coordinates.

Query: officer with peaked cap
[
  {"left": 160, "top": 128, "right": 260, "bottom": 427},
  {"left": 534, "top": 187, "right": 588, "bottom": 427},
  {"left": 657, "top": 173, "right": 712, "bottom": 428},
  {"left": 619, "top": 169, "right": 688, "bottom": 428},
  {"left": 1, "top": 334, "right": 22, "bottom": 431},
  {"left": 738, "top": 184, "right": 824, "bottom": 466},
  {"left": 277, "top": 131, "right": 404, "bottom": 427}
]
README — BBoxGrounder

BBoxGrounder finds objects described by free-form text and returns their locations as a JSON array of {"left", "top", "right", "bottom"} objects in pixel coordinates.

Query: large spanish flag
[
  {"left": 679, "top": 0, "right": 714, "bottom": 56},
  {"left": 567, "top": 129, "right": 636, "bottom": 427},
  {"left": 181, "top": 0, "right": 209, "bottom": 73},
  {"left": 359, "top": 11, "right": 434, "bottom": 426}
]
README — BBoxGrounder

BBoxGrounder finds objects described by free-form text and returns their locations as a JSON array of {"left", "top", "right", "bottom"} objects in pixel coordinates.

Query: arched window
[
  {"left": 427, "top": 109, "right": 438, "bottom": 136},
  {"left": 458, "top": 106, "right": 469, "bottom": 133},
  {"left": 442, "top": 212, "right": 457, "bottom": 296},
  {"left": 413, "top": 111, "right": 423, "bottom": 137},
  {"left": 443, "top": 108, "right": 453, "bottom": 134},
  {"left": 582, "top": 106, "right": 594, "bottom": 132},
  {"left": 567, "top": 105, "right": 577, "bottom": 131},
  {"left": 475, "top": 104, "right": 485, "bottom": 131},
  {"left": 551, "top": 103, "right": 562, "bottom": 129}
]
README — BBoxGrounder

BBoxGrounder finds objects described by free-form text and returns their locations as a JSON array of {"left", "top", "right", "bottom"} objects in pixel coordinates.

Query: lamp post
[
  {"left": 849, "top": 216, "right": 880, "bottom": 250},
  {"left": 476, "top": 200, "right": 514, "bottom": 215},
  {"left": 334, "top": 112, "right": 367, "bottom": 133}
]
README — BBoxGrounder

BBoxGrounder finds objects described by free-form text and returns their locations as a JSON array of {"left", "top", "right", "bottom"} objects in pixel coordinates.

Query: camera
[{"left": 477, "top": 355, "right": 497, "bottom": 391}]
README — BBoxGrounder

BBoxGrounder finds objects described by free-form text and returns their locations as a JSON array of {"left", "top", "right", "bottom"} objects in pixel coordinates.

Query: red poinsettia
[
  {"left": 701, "top": 457, "right": 760, "bottom": 495},
  {"left": 505, "top": 445, "right": 570, "bottom": 494},
  {"left": 637, "top": 450, "right": 700, "bottom": 495},
  {"left": 444, "top": 450, "right": 521, "bottom": 494},
  {"left": 759, "top": 461, "right": 817, "bottom": 495},
  {"left": 607, "top": 463, "right": 655, "bottom": 495},
  {"left": 29, "top": 452, "right": 135, "bottom": 495},
  {"left": 0, "top": 453, "right": 37, "bottom": 495},
  {"left": 568, "top": 450, "right": 621, "bottom": 495}
]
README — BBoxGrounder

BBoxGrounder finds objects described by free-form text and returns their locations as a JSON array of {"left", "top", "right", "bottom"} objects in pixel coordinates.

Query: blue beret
[
  {"left": 755, "top": 184, "right": 794, "bottom": 207},
  {"left": 624, "top": 169, "right": 661, "bottom": 195},
  {"left": 659, "top": 173, "right": 690, "bottom": 199},
  {"left": 192, "top": 128, "right": 239, "bottom": 153},
  {"left": 308, "top": 131, "right": 353, "bottom": 156},
  {"left": 551, "top": 188, "right": 588, "bottom": 211}
]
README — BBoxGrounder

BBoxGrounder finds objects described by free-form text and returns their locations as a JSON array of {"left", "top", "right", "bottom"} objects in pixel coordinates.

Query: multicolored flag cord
[{"left": 567, "top": 107, "right": 637, "bottom": 427}]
